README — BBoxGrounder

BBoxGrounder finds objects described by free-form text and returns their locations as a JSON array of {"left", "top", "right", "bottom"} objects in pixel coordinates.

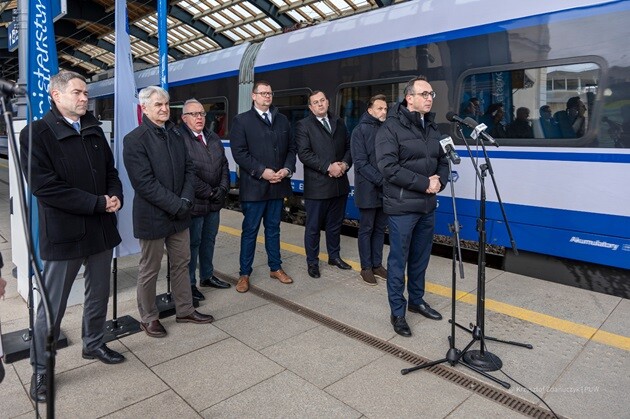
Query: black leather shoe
[
  {"left": 408, "top": 302, "right": 443, "bottom": 320},
  {"left": 191, "top": 285, "right": 205, "bottom": 301},
  {"left": 328, "top": 257, "right": 351, "bottom": 270},
  {"left": 390, "top": 315, "right": 412, "bottom": 337},
  {"left": 30, "top": 373, "right": 47, "bottom": 402},
  {"left": 200, "top": 275, "right": 231, "bottom": 289},
  {"left": 82, "top": 344, "right": 126, "bottom": 364},
  {"left": 307, "top": 264, "right": 320, "bottom": 278}
]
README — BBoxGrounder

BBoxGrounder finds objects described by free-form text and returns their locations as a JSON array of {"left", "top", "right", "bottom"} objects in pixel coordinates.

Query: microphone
[
  {"left": 0, "top": 78, "right": 27, "bottom": 96},
  {"left": 445, "top": 112, "right": 499, "bottom": 147},
  {"left": 439, "top": 134, "right": 460, "bottom": 165}
]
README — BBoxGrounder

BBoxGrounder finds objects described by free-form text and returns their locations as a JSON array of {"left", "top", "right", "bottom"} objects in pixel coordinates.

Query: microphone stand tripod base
[
  {"left": 462, "top": 349, "right": 502, "bottom": 371},
  {"left": 1, "top": 329, "right": 68, "bottom": 363}
]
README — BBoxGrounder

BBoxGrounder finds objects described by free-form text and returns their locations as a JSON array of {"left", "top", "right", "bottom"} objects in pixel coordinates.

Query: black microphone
[
  {"left": 0, "top": 78, "right": 27, "bottom": 96},
  {"left": 446, "top": 111, "right": 499, "bottom": 147},
  {"left": 439, "top": 134, "right": 461, "bottom": 165}
]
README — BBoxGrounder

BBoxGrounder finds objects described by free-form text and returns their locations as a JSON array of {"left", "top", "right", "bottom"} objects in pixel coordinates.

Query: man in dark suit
[
  {"left": 296, "top": 91, "right": 353, "bottom": 278},
  {"left": 351, "top": 94, "right": 389, "bottom": 285},
  {"left": 230, "top": 81, "right": 297, "bottom": 293},
  {"left": 124, "top": 86, "right": 214, "bottom": 339},
  {"left": 181, "top": 99, "right": 231, "bottom": 302},
  {"left": 20, "top": 71, "right": 125, "bottom": 402}
]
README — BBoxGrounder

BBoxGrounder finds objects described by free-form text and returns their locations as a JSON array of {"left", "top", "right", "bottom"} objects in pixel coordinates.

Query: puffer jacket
[{"left": 375, "top": 101, "right": 449, "bottom": 215}]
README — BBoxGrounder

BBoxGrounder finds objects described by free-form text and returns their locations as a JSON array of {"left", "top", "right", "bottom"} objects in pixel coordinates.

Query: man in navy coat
[{"left": 230, "top": 81, "right": 297, "bottom": 293}]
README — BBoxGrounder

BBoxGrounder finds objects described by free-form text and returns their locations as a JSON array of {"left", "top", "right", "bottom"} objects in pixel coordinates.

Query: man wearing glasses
[
  {"left": 180, "top": 99, "right": 232, "bottom": 303},
  {"left": 375, "top": 76, "right": 449, "bottom": 337},
  {"left": 296, "top": 91, "right": 353, "bottom": 279},
  {"left": 230, "top": 81, "right": 297, "bottom": 293}
]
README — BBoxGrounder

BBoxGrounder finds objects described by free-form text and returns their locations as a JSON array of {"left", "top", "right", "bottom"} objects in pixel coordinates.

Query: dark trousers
[
  {"left": 239, "top": 199, "right": 283, "bottom": 276},
  {"left": 189, "top": 211, "right": 220, "bottom": 285},
  {"left": 31, "top": 249, "right": 113, "bottom": 374},
  {"left": 357, "top": 207, "right": 388, "bottom": 269},
  {"left": 304, "top": 195, "right": 347, "bottom": 265},
  {"left": 387, "top": 212, "right": 435, "bottom": 317}
]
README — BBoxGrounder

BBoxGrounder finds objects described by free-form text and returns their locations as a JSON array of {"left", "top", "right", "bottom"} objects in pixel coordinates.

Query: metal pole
[{"left": 15, "top": 0, "right": 28, "bottom": 119}]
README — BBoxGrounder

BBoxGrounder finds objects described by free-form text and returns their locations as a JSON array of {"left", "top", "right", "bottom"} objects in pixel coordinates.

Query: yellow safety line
[{"left": 219, "top": 225, "right": 630, "bottom": 351}]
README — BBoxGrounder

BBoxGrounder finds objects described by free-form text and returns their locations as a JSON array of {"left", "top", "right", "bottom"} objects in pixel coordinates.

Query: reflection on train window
[
  {"left": 171, "top": 98, "right": 228, "bottom": 138},
  {"left": 459, "top": 63, "right": 601, "bottom": 145},
  {"left": 272, "top": 89, "right": 310, "bottom": 135}
]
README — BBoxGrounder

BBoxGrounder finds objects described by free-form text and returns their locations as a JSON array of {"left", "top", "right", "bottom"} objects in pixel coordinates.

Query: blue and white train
[{"left": 89, "top": 0, "right": 630, "bottom": 277}]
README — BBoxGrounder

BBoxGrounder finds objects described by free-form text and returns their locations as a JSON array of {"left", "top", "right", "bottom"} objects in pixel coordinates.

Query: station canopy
[{"left": 0, "top": 0, "right": 396, "bottom": 82}]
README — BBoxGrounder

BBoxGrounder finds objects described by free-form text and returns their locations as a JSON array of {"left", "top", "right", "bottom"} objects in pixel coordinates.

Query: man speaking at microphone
[{"left": 375, "top": 76, "right": 449, "bottom": 337}]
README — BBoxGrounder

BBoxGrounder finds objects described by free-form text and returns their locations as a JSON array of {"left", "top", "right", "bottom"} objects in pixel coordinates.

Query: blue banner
[
  {"left": 28, "top": 0, "right": 59, "bottom": 120},
  {"left": 158, "top": 0, "right": 168, "bottom": 90}
]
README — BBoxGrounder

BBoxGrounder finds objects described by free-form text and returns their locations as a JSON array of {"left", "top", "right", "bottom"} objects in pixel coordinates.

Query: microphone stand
[
  {"left": 455, "top": 122, "right": 531, "bottom": 387},
  {"left": 401, "top": 155, "right": 469, "bottom": 375},
  {"left": 1, "top": 94, "right": 57, "bottom": 417}
]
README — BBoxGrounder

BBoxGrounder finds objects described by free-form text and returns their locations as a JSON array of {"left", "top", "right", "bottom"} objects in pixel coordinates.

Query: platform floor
[{"left": 0, "top": 159, "right": 628, "bottom": 419}]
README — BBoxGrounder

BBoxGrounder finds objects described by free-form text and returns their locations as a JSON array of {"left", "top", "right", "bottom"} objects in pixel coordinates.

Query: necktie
[
  {"left": 420, "top": 118, "right": 424, "bottom": 129},
  {"left": 262, "top": 112, "right": 271, "bottom": 126},
  {"left": 322, "top": 118, "right": 331, "bottom": 134},
  {"left": 72, "top": 121, "right": 80, "bottom": 133},
  {"left": 196, "top": 134, "right": 204, "bottom": 145}
]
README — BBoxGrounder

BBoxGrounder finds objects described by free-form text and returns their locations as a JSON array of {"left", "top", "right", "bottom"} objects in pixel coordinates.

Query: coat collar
[{"left": 43, "top": 104, "right": 101, "bottom": 141}]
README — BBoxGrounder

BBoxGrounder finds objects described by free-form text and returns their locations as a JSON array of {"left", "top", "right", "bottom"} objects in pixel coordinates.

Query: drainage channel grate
[{"left": 216, "top": 272, "right": 559, "bottom": 419}]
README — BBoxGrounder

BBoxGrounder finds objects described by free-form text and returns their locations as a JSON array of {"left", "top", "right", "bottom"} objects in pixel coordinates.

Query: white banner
[{"left": 114, "top": 0, "right": 141, "bottom": 257}]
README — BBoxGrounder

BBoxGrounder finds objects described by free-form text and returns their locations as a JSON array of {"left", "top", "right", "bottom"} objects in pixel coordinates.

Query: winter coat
[
  {"left": 181, "top": 124, "right": 229, "bottom": 215},
  {"left": 19, "top": 105, "right": 122, "bottom": 260},
  {"left": 295, "top": 112, "right": 352, "bottom": 199},
  {"left": 123, "top": 115, "right": 195, "bottom": 240},
  {"left": 350, "top": 111, "right": 384, "bottom": 209},
  {"left": 230, "top": 105, "right": 296, "bottom": 201},
  {"left": 375, "top": 102, "right": 449, "bottom": 215}
]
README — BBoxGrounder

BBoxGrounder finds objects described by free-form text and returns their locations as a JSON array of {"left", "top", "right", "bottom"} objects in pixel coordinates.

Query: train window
[
  {"left": 338, "top": 81, "right": 408, "bottom": 133},
  {"left": 458, "top": 63, "right": 601, "bottom": 145},
  {"left": 171, "top": 97, "right": 228, "bottom": 138},
  {"left": 272, "top": 89, "right": 311, "bottom": 135}
]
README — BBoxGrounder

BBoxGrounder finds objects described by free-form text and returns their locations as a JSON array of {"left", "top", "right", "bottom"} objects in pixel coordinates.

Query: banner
[
  {"left": 28, "top": 0, "right": 60, "bottom": 267},
  {"left": 114, "top": 0, "right": 141, "bottom": 257}
]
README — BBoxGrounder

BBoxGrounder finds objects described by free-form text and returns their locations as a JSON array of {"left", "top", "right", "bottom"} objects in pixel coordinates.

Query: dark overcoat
[
  {"left": 181, "top": 124, "right": 229, "bottom": 215},
  {"left": 123, "top": 116, "right": 195, "bottom": 240},
  {"left": 375, "top": 102, "right": 449, "bottom": 215},
  {"left": 295, "top": 112, "right": 352, "bottom": 200},
  {"left": 230, "top": 105, "right": 296, "bottom": 202},
  {"left": 19, "top": 105, "right": 122, "bottom": 260},
  {"left": 350, "top": 111, "right": 383, "bottom": 209}
]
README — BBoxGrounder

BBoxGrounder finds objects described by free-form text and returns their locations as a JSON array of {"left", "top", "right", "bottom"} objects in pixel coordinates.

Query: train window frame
[
  {"left": 171, "top": 96, "right": 229, "bottom": 138},
  {"left": 455, "top": 56, "right": 608, "bottom": 147},
  {"left": 335, "top": 76, "right": 424, "bottom": 133}
]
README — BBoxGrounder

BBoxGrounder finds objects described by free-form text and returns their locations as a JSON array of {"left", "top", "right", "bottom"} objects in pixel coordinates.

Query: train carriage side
[{"left": 247, "top": 0, "right": 630, "bottom": 271}]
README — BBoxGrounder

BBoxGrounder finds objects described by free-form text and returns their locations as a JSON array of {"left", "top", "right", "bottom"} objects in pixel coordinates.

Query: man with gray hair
[
  {"left": 124, "top": 86, "right": 214, "bottom": 339},
  {"left": 20, "top": 70, "right": 125, "bottom": 402}
]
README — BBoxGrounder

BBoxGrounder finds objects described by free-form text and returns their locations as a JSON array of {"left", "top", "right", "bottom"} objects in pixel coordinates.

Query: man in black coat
[
  {"left": 296, "top": 91, "right": 352, "bottom": 278},
  {"left": 181, "top": 99, "right": 231, "bottom": 301},
  {"left": 230, "top": 81, "right": 297, "bottom": 293},
  {"left": 350, "top": 94, "right": 389, "bottom": 285},
  {"left": 124, "top": 86, "right": 213, "bottom": 339},
  {"left": 375, "top": 76, "right": 449, "bottom": 337},
  {"left": 20, "top": 71, "right": 125, "bottom": 402}
]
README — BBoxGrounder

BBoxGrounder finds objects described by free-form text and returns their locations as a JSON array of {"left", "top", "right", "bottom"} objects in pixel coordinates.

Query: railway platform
[{"left": 0, "top": 159, "right": 628, "bottom": 418}]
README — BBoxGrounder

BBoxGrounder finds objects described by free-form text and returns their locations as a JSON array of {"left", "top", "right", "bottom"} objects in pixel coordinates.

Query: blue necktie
[
  {"left": 262, "top": 112, "right": 271, "bottom": 126},
  {"left": 72, "top": 121, "right": 80, "bottom": 133}
]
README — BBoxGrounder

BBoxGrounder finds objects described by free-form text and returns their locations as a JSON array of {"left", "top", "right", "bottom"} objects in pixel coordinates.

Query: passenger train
[{"left": 89, "top": 0, "right": 630, "bottom": 287}]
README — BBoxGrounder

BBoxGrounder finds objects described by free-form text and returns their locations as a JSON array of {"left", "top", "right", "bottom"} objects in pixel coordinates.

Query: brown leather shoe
[
  {"left": 372, "top": 266, "right": 388, "bottom": 280},
  {"left": 236, "top": 275, "right": 250, "bottom": 293},
  {"left": 270, "top": 269, "right": 293, "bottom": 284},
  {"left": 140, "top": 320, "right": 167, "bottom": 338},
  {"left": 176, "top": 310, "right": 214, "bottom": 324},
  {"left": 360, "top": 269, "right": 377, "bottom": 285}
]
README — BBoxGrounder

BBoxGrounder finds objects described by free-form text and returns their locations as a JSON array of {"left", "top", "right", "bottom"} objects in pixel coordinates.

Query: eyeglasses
[
  {"left": 183, "top": 112, "right": 206, "bottom": 118},
  {"left": 254, "top": 91, "right": 273, "bottom": 97},
  {"left": 412, "top": 91, "right": 436, "bottom": 99}
]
